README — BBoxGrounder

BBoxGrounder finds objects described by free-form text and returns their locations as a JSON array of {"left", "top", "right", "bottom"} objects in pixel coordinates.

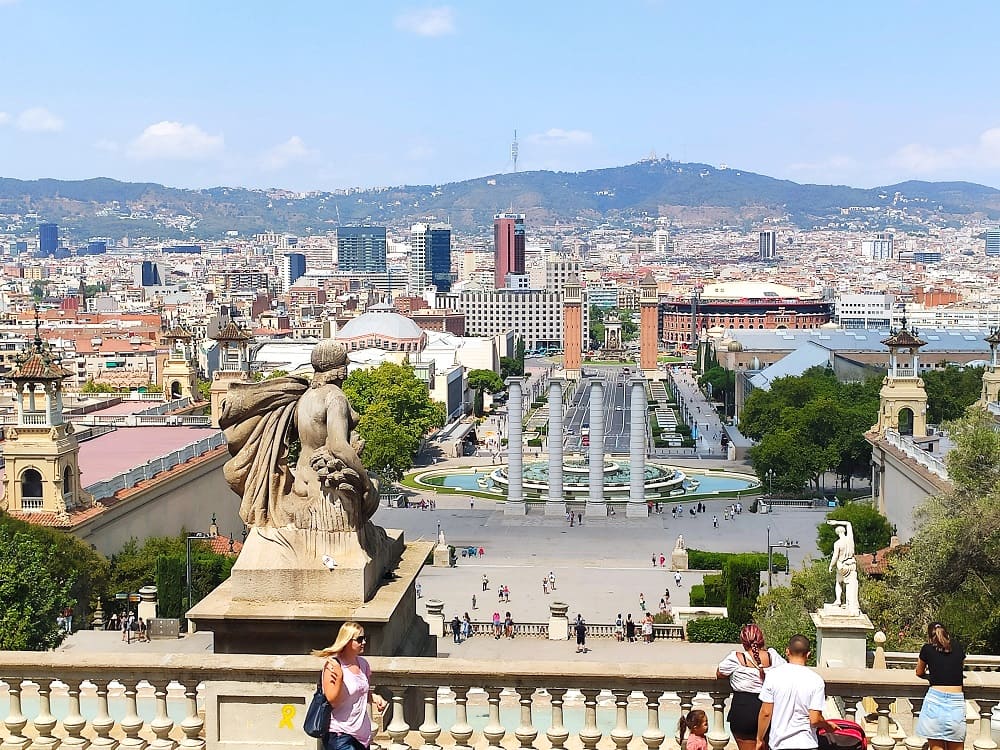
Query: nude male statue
[{"left": 828, "top": 520, "right": 859, "bottom": 613}]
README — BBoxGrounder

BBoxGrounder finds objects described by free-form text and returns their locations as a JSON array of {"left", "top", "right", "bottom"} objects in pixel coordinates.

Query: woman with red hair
[{"left": 717, "top": 624, "right": 785, "bottom": 750}]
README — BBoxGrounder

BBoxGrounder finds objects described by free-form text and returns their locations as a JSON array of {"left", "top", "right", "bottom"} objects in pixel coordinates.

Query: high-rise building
[
  {"left": 280, "top": 252, "right": 307, "bottom": 293},
  {"left": 135, "top": 260, "right": 167, "bottom": 287},
  {"left": 758, "top": 230, "right": 776, "bottom": 261},
  {"left": 653, "top": 229, "right": 672, "bottom": 255},
  {"left": 409, "top": 223, "right": 452, "bottom": 292},
  {"left": 871, "top": 232, "right": 894, "bottom": 260},
  {"left": 986, "top": 229, "right": 1000, "bottom": 257},
  {"left": 38, "top": 223, "right": 59, "bottom": 256},
  {"left": 494, "top": 213, "right": 525, "bottom": 289},
  {"left": 337, "top": 226, "right": 387, "bottom": 273}
]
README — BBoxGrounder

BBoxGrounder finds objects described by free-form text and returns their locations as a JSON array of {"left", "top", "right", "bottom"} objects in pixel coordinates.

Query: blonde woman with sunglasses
[{"left": 312, "top": 622, "right": 387, "bottom": 750}]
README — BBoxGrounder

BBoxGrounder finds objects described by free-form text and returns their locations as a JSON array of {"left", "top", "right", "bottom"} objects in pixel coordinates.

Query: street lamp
[
  {"left": 186, "top": 532, "right": 212, "bottom": 613},
  {"left": 766, "top": 527, "right": 799, "bottom": 592},
  {"left": 765, "top": 469, "right": 775, "bottom": 496}
]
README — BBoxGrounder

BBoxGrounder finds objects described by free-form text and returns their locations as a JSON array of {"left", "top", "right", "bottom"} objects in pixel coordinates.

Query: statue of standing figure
[
  {"left": 828, "top": 520, "right": 860, "bottom": 614},
  {"left": 219, "top": 340, "right": 385, "bottom": 552},
  {"left": 675, "top": 534, "right": 685, "bottom": 551}
]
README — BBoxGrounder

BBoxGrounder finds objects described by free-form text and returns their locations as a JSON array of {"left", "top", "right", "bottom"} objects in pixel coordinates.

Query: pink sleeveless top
[{"left": 328, "top": 657, "right": 372, "bottom": 745}]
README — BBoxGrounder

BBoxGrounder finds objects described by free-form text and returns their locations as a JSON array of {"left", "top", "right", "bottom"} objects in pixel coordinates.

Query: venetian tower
[
  {"left": 161, "top": 325, "right": 198, "bottom": 401},
  {"left": 562, "top": 273, "right": 583, "bottom": 380},
  {"left": 210, "top": 319, "right": 252, "bottom": 428},
  {"left": 639, "top": 271, "right": 659, "bottom": 374},
  {"left": 979, "top": 328, "right": 1000, "bottom": 407},
  {"left": 874, "top": 322, "right": 928, "bottom": 438},
  {"left": 1, "top": 315, "right": 90, "bottom": 519}
]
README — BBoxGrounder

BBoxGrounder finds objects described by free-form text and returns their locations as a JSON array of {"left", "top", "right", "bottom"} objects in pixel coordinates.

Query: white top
[
  {"left": 717, "top": 647, "right": 786, "bottom": 693},
  {"left": 759, "top": 663, "right": 826, "bottom": 750}
]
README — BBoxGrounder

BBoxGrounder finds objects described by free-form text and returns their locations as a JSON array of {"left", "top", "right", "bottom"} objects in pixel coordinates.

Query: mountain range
[{"left": 2, "top": 160, "right": 999, "bottom": 240}]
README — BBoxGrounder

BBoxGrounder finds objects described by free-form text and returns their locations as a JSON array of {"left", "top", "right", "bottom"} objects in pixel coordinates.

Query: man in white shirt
[{"left": 756, "top": 635, "right": 836, "bottom": 750}]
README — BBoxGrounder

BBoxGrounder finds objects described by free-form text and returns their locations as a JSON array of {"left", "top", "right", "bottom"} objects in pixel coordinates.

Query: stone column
[
  {"left": 545, "top": 379, "right": 566, "bottom": 516},
  {"left": 504, "top": 377, "right": 526, "bottom": 516},
  {"left": 627, "top": 377, "right": 648, "bottom": 518},
  {"left": 586, "top": 378, "right": 607, "bottom": 517}
]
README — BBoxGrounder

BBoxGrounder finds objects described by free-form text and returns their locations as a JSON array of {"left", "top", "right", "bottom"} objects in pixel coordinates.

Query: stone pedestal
[
  {"left": 424, "top": 599, "right": 445, "bottom": 637},
  {"left": 188, "top": 526, "right": 435, "bottom": 658},
  {"left": 810, "top": 609, "right": 874, "bottom": 668},
  {"left": 548, "top": 601, "right": 569, "bottom": 641},
  {"left": 138, "top": 585, "right": 158, "bottom": 622},
  {"left": 433, "top": 543, "right": 451, "bottom": 567},
  {"left": 671, "top": 549, "right": 689, "bottom": 571}
]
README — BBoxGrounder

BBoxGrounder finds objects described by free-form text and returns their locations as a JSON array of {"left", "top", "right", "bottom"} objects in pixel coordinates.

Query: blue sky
[{"left": 2, "top": 1, "right": 1000, "bottom": 191}]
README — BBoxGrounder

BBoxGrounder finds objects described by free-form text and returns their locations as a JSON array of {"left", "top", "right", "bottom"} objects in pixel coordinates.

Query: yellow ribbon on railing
[{"left": 278, "top": 704, "right": 296, "bottom": 729}]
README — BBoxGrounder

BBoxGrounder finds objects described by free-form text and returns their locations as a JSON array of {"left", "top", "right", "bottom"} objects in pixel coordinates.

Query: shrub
[
  {"left": 155, "top": 554, "right": 185, "bottom": 619},
  {"left": 687, "top": 549, "right": 785, "bottom": 572},
  {"left": 724, "top": 554, "right": 764, "bottom": 626},
  {"left": 689, "top": 584, "right": 707, "bottom": 606},
  {"left": 677, "top": 422, "right": 692, "bottom": 436},
  {"left": 686, "top": 617, "right": 741, "bottom": 643},
  {"left": 652, "top": 611, "right": 674, "bottom": 624},
  {"left": 703, "top": 574, "right": 726, "bottom": 606}
]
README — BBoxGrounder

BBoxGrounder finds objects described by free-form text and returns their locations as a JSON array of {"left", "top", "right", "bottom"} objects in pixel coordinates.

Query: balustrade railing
[
  {"left": 2, "top": 653, "right": 998, "bottom": 750},
  {"left": 884, "top": 429, "right": 949, "bottom": 480}
]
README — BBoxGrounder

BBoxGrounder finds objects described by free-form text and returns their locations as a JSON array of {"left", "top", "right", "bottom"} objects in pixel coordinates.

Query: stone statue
[
  {"left": 675, "top": 534, "right": 685, "bottom": 551},
  {"left": 219, "top": 339, "right": 384, "bottom": 551},
  {"left": 827, "top": 520, "right": 859, "bottom": 614}
]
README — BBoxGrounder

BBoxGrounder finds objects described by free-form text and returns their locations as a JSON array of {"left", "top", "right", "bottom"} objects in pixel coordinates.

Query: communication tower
[{"left": 511, "top": 130, "right": 519, "bottom": 173}]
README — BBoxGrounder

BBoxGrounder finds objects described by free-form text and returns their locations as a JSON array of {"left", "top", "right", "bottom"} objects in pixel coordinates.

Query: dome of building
[
  {"left": 727, "top": 340, "right": 744, "bottom": 352},
  {"left": 336, "top": 312, "right": 425, "bottom": 353}
]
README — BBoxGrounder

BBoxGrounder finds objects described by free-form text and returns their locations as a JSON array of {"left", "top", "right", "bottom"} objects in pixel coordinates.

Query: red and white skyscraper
[{"left": 494, "top": 213, "right": 525, "bottom": 288}]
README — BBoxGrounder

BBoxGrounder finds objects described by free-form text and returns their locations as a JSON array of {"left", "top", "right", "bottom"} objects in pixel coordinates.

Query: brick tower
[
  {"left": 562, "top": 273, "right": 582, "bottom": 380},
  {"left": 639, "top": 272, "right": 659, "bottom": 374}
]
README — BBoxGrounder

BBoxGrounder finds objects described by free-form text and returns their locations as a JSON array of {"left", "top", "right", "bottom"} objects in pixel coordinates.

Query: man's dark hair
[{"left": 787, "top": 634, "right": 811, "bottom": 655}]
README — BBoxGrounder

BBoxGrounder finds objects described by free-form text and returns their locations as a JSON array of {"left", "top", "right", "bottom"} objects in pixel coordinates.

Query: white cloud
[
  {"left": 127, "top": 121, "right": 224, "bottom": 161},
  {"left": 261, "top": 136, "right": 315, "bottom": 170},
  {"left": 394, "top": 7, "right": 455, "bottom": 36},
  {"left": 0, "top": 112, "right": 10, "bottom": 126},
  {"left": 527, "top": 128, "right": 595, "bottom": 146},
  {"left": 890, "top": 127, "right": 1000, "bottom": 173},
  {"left": 17, "top": 107, "right": 64, "bottom": 132}
]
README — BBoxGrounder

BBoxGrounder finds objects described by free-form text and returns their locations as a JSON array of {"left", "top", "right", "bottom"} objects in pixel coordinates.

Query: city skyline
[{"left": 2, "top": 2, "right": 1000, "bottom": 192}]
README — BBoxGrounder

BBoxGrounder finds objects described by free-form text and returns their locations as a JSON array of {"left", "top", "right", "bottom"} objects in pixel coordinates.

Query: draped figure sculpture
[
  {"left": 219, "top": 339, "right": 386, "bottom": 554},
  {"left": 827, "top": 519, "right": 860, "bottom": 615}
]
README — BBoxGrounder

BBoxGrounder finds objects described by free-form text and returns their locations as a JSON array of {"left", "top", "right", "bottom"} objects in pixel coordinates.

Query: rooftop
[{"left": 78, "top": 426, "right": 220, "bottom": 485}]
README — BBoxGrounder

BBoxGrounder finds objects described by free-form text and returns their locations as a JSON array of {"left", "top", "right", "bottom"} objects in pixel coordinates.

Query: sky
[{"left": 3, "top": 1, "right": 1000, "bottom": 192}]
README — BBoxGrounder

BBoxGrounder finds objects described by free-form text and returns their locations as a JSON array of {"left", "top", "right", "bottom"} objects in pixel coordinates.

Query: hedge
[
  {"left": 155, "top": 554, "right": 185, "bottom": 619},
  {"left": 687, "top": 549, "right": 786, "bottom": 571},
  {"left": 686, "top": 617, "right": 741, "bottom": 643},
  {"left": 724, "top": 555, "right": 763, "bottom": 626}
]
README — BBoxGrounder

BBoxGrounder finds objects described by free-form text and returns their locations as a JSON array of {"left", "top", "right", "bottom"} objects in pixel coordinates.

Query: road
[{"left": 563, "top": 366, "right": 640, "bottom": 453}]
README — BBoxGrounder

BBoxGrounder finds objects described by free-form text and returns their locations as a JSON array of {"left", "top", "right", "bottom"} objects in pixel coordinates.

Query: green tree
[
  {"left": 589, "top": 306, "right": 605, "bottom": 348},
  {"left": 742, "top": 368, "right": 880, "bottom": 494},
  {"left": 0, "top": 527, "right": 74, "bottom": 650},
  {"left": 753, "top": 559, "right": 835, "bottom": 664},
  {"left": 619, "top": 309, "right": 639, "bottom": 342},
  {"left": 865, "top": 409, "right": 1000, "bottom": 652},
  {"left": 816, "top": 503, "right": 892, "bottom": 557},
  {"left": 197, "top": 378, "right": 211, "bottom": 401},
  {"left": 467, "top": 369, "right": 505, "bottom": 417},
  {"left": 342, "top": 362, "right": 446, "bottom": 480},
  {"left": 699, "top": 366, "right": 736, "bottom": 416},
  {"left": 109, "top": 534, "right": 237, "bottom": 613},
  {"left": 921, "top": 366, "right": 984, "bottom": 424}
]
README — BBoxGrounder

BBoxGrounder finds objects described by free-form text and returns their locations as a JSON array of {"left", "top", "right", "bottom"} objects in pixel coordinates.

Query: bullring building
[{"left": 658, "top": 281, "right": 833, "bottom": 348}]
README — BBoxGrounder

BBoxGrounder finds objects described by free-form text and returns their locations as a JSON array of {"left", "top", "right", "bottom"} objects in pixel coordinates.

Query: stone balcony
[{"left": 1, "top": 652, "right": 999, "bottom": 750}]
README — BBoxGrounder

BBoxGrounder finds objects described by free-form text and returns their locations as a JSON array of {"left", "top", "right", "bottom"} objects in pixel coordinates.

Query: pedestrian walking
[
  {"left": 482, "top": 574, "right": 489, "bottom": 591},
  {"left": 651, "top": 553, "right": 657, "bottom": 568},
  {"left": 542, "top": 577, "right": 549, "bottom": 594},
  {"left": 503, "top": 585, "right": 510, "bottom": 603},
  {"left": 659, "top": 553, "right": 666, "bottom": 568},
  {"left": 639, "top": 593, "right": 646, "bottom": 612},
  {"left": 472, "top": 594, "right": 477, "bottom": 610},
  {"left": 549, "top": 572, "right": 556, "bottom": 590},
  {"left": 713, "top": 515, "right": 719, "bottom": 528},
  {"left": 674, "top": 571, "right": 683, "bottom": 587}
]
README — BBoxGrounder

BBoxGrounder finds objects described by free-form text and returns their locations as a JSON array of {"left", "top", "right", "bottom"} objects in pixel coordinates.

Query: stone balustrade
[{"left": 2, "top": 653, "right": 999, "bottom": 750}]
